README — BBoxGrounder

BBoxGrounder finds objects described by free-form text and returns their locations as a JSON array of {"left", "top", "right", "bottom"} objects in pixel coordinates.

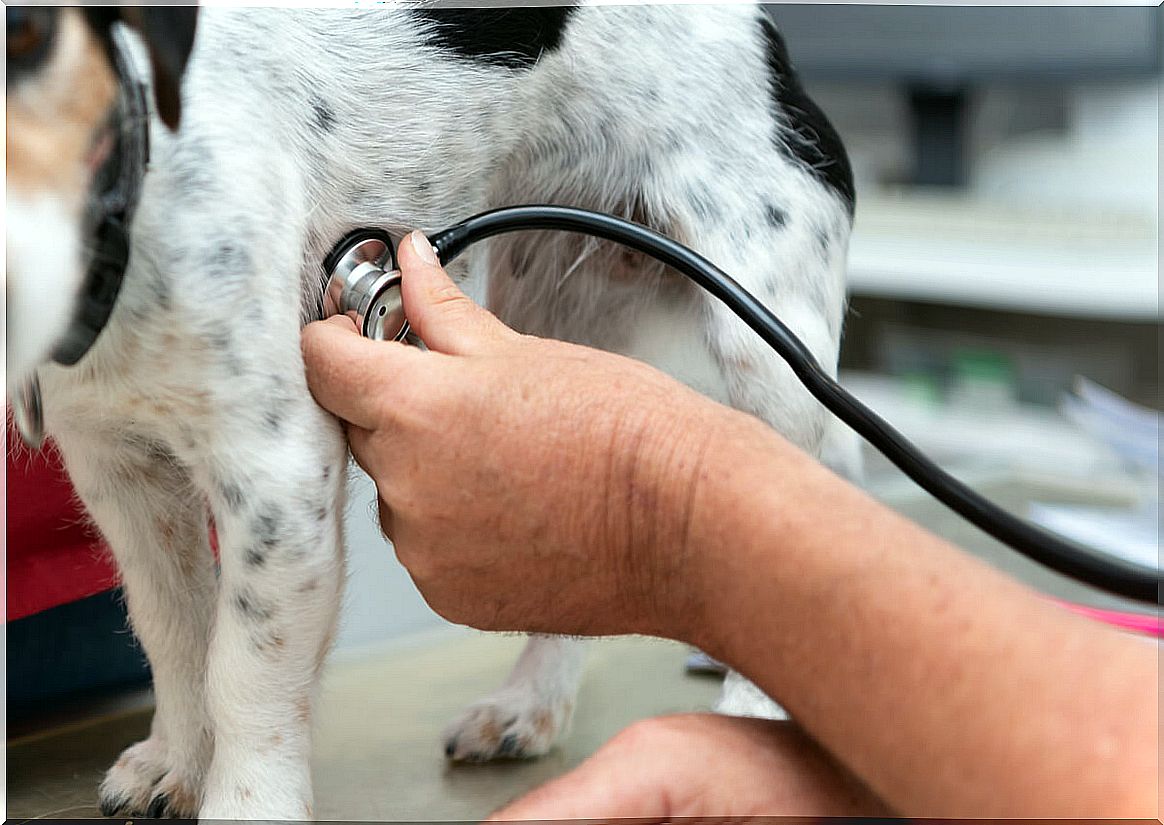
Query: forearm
[{"left": 676, "top": 412, "right": 1157, "bottom": 816}]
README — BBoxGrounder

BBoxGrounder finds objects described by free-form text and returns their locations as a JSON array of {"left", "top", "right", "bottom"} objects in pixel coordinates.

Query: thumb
[
  {"left": 398, "top": 230, "right": 514, "bottom": 355},
  {"left": 485, "top": 745, "right": 667, "bottom": 823},
  {"left": 301, "top": 314, "right": 417, "bottom": 429}
]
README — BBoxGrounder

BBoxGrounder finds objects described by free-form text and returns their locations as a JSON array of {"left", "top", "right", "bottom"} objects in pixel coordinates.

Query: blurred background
[{"left": 769, "top": 2, "right": 1160, "bottom": 619}]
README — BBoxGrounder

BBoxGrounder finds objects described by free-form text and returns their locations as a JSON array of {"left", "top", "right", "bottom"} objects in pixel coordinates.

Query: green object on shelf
[
  {"left": 901, "top": 370, "right": 943, "bottom": 407},
  {"left": 950, "top": 348, "right": 1017, "bottom": 406},
  {"left": 953, "top": 349, "right": 1015, "bottom": 384}
]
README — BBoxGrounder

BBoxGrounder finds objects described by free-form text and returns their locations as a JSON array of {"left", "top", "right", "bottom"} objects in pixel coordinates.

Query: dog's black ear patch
[
  {"left": 759, "top": 16, "right": 854, "bottom": 216},
  {"left": 122, "top": 7, "right": 199, "bottom": 131},
  {"left": 6, "top": 6, "right": 60, "bottom": 81},
  {"left": 414, "top": 6, "right": 575, "bottom": 70}
]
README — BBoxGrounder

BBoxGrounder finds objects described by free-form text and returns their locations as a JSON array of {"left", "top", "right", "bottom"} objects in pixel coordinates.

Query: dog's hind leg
[
  {"left": 442, "top": 634, "right": 585, "bottom": 761},
  {"left": 52, "top": 431, "right": 216, "bottom": 819}
]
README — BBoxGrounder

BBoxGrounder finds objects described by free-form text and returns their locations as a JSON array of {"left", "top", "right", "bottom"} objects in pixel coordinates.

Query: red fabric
[{"left": 5, "top": 421, "right": 119, "bottom": 621}]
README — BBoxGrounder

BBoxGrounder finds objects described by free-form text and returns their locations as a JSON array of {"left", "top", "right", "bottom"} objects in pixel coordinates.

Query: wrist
[
  {"left": 586, "top": 381, "right": 722, "bottom": 639},
  {"left": 674, "top": 409, "right": 818, "bottom": 653},
  {"left": 606, "top": 390, "right": 805, "bottom": 646}
]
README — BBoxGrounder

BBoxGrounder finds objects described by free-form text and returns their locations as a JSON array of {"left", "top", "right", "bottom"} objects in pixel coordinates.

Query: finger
[
  {"left": 398, "top": 230, "right": 514, "bottom": 356},
  {"left": 345, "top": 423, "right": 381, "bottom": 479},
  {"left": 485, "top": 745, "right": 667, "bottom": 822},
  {"left": 301, "top": 315, "right": 415, "bottom": 429}
]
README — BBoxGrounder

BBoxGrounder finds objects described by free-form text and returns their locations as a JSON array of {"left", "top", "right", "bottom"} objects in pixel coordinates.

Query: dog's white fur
[{"left": 7, "top": 6, "right": 856, "bottom": 818}]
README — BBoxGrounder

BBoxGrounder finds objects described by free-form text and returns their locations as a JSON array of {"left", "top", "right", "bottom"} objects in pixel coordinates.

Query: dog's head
[{"left": 5, "top": 6, "right": 197, "bottom": 385}]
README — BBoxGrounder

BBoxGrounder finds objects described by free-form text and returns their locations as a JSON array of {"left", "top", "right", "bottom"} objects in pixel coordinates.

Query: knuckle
[
  {"left": 609, "top": 716, "right": 676, "bottom": 751},
  {"left": 428, "top": 283, "right": 471, "bottom": 311}
]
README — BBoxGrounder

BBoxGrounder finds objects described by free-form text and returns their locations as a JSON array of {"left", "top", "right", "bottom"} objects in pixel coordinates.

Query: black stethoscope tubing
[{"left": 412, "top": 205, "right": 1157, "bottom": 605}]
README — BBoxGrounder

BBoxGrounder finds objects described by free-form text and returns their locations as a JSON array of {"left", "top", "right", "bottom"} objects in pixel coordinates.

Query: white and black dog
[{"left": 5, "top": 5, "right": 858, "bottom": 819}]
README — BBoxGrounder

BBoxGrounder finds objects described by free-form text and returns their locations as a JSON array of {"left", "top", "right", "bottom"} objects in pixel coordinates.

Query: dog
[{"left": 5, "top": 5, "right": 858, "bottom": 819}]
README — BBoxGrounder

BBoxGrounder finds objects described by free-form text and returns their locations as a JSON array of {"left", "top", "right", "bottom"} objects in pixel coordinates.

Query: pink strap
[{"left": 1051, "top": 598, "right": 1163, "bottom": 638}]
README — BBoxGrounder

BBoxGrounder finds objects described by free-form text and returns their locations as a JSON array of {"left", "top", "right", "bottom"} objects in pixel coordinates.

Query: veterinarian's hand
[
  {"left": 487, "top": 713, "right": 888, "bottom": 819},
  {"left": 303, "top": 233, "right": 1157, "bottom": 818},
  {"left": 301, "top": 231, "right": 753, "bottom": 638}
]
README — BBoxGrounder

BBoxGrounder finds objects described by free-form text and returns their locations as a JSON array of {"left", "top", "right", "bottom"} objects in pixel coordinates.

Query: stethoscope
[{"left": 323, "top": 205, "right": 1159, "bottom": 606}]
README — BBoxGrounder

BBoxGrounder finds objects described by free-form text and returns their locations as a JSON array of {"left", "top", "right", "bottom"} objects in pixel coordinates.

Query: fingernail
[{"left": 410, "top": 230, "right": 439, "bottom": 265}]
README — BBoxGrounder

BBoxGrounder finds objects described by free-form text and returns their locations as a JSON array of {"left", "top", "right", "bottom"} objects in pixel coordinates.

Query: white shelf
[{"left": 846, "top": 192, "right": 1159, "bottom": 321}]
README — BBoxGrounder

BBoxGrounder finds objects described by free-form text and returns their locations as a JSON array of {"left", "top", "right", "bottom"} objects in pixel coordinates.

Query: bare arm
[
  {"left": 680, "top": 410, "right": 1157, "bottom": 816},
  {"left": 302, "top": 232, "right": 1158, "bottom": 817}
]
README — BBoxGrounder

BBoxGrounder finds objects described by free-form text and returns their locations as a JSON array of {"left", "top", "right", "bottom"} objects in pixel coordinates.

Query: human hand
[
  {"left": 301, "top": 231, "right": 742, "bottom": 639},
  {"left": 487, "top": 713, "right": 890, "bottom": 820}
]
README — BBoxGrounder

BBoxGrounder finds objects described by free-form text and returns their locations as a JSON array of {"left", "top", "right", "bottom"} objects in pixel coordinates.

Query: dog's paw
[
  {"left": 99, "top": 738, "right": 202, "bottom": 818},
  {"left": 442, "top": 689, "right": 574, "bottom": 762}
]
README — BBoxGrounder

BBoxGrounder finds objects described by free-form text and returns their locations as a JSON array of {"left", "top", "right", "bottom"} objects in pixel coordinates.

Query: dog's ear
[{"left": 120, "top": 7, "right": 199, "bottom": 131}]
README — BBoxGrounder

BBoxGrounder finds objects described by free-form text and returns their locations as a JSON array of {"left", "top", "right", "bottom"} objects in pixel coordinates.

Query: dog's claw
[
  {"left": 146, "top": 792, "right": 169, "bottom": 818},
  {"left": 99, "top": 794, "right": 129, "bottom": 817}
]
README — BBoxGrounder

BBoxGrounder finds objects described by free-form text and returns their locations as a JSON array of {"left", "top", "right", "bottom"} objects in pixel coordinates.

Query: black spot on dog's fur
[
  {"left": 814, "top": 225, "right": 830, "bottom": 259},
  {"left": 169, "top": 136, "right": 218, "bottom": 199},
  {"left": 686, "top": 187, "right": 722, "bottom": 223},
  {"left": 234, "top": 590, "right": 273, "bottom": 622},
  {"left": 219, "top": 480, "right": 245, "bottom": 511},
  {"left": 255, "top": 505, "right": 284, "bottom": 547},
  {"left": 244, "top": 546, "right": 267, "bottom": 567},
  {"left": 346, "top": 185, "right": 379, "bottom": 209},
  {"left": 203, "top": 322, "right": 245, "bottom": 375},
  {"left": 310, "top": 95, "right": 337, "bottom": 133},
  {"left": 764, "top": 202, "right": 788, "bottom": 228},
  {"left": 264, "top": 408, "right": 284, "bottom": 433},
  {"left": 414, "top": 7, "right": 575, "bottom": 69},
  {"left": 206, "top": 239, "right": 252, "bottom": 279},
  {"left": 206, "top": 327, "right": 231, "bottom": 351},
  {"left": 759, "top": 16, "right": 854, "bottom": 215}
]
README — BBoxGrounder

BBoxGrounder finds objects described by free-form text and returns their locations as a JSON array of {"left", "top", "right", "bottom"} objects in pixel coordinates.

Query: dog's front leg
[
  {"left": 51, "top": 430, "right": 216, "bottom": 818},
  {"left": 193, "top": 399, "right": 347, "bottom": 820}
]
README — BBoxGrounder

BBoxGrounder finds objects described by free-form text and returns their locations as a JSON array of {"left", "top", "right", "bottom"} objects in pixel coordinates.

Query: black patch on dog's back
[
  {"left": 414, "top": 6, "right": 575, "bottom": 69},
  {"left": 759, "top": 17, "right": 854, "bottom": 215}
]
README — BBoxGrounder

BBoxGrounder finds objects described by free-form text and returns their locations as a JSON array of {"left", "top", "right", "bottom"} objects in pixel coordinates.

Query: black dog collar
[{"left": 51, "top": 26, "right": 151, "bottom": 366}]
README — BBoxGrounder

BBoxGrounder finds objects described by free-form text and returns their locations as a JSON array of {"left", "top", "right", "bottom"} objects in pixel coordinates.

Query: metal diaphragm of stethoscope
[{"left": 322, "top": 228, "right": 411, "bottom": 343}]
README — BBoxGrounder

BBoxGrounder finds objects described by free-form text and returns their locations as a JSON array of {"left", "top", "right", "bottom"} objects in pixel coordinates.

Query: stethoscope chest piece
[{"left": 323, "top": 229, "right": 411, "bottom": 342}]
